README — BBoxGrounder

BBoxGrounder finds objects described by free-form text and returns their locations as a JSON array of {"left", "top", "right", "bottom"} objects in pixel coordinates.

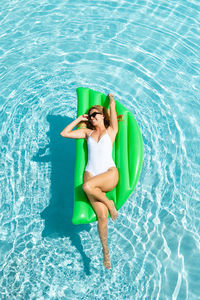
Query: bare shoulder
[{"left": 107, "top": 126, "right": 118, "bottom": 145}]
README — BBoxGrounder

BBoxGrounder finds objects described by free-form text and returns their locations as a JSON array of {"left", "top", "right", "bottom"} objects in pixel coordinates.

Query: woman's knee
[
  {"left": 98, "top": 214, "right": 108, "bottom": 223},
  {"left": 82, "top": 181, "right": 93, "bottom": 193},
  {"left": 97, "top": 207, "right": 108, "bottom": 222}
]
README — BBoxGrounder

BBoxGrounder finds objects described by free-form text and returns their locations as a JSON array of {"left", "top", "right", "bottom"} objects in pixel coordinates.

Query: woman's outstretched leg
[
  {"left": 86, "top": 193, "right": 111, "bottom": 268},
  {"left": 83, "top": 171, "right": 112, "bottom": 269},
  {"left": 97, "top": 217, "right": 111, "bottom": 269}
]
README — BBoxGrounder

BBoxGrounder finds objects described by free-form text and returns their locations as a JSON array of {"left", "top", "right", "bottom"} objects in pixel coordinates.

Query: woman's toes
[
  {"left": 103, "top": 250, "right": 111, "bottom": 269},
  {"left": 104, "top": 261, "right": 111, "bottom": 269}
]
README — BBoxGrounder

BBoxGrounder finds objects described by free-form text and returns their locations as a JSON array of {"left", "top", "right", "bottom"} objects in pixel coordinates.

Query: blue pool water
[{"left": 0, "top": 0, "right": 200, "bottom": 298}]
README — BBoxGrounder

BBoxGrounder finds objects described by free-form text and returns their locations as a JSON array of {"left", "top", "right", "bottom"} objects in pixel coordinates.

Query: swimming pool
[{"left": 0, "top": 0, "right": 200, "bottom": 298}]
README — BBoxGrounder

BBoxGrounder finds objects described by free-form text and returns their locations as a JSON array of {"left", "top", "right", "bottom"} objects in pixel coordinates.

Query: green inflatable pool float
[{"left": 72, "top": 87, "right": 144, "bottom": 225}]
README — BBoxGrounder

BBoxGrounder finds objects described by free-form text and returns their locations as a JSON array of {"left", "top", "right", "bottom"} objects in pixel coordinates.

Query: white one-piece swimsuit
[{"left": 85, "top": 129, "right": 116, "bottom": 176}]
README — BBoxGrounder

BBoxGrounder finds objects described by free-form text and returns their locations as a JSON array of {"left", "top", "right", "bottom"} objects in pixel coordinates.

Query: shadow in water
[{"left": 32, "top": 115, "right": 91, "bottom": 275}]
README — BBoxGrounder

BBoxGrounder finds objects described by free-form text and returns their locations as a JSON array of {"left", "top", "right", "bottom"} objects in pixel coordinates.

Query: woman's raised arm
[
  {"left": 108, "top": 94, "right": 118, "bottom": 132},
  {"left": 60, "top": 114, "right": 88, "bottom": 139}
]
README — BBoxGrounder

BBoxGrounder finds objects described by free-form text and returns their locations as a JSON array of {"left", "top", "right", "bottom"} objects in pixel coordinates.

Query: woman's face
[{"left": 89, "top": 109, "right": 104, "bottom": 126}]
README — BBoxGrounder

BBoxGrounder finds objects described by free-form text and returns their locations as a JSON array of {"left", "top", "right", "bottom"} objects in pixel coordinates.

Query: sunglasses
[{"left": 88, "top": 112, "right": 102, "bottom": 120}]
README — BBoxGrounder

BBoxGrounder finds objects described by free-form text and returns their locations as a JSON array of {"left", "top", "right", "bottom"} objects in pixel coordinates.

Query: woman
[{"left": 60, "top": 93, "right": 119, "bottom": 269}]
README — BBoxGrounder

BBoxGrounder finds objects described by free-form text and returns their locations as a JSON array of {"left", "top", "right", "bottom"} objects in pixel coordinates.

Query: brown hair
[{"left": 78, "top": 105, "right": 123, "bottom": 129}]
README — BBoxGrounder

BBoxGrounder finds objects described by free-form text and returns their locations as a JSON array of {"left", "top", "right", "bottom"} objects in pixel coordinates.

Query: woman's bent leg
[{"left": 83, "top": 168, "right": 118, "bottom": 221}]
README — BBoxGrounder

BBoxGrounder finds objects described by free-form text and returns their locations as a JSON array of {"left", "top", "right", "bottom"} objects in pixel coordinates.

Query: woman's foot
[
  {"left": 110, "top": 200, "right": 118, "bottom": 221},
  {"left": 103, "top": 249, "right": 111, "bottom": 269}
]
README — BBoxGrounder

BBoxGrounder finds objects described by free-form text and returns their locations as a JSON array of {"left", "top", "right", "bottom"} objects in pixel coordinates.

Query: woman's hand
[
  {"left": 78, "top": 114, "right": 89, "bottom": 122},
  {"left": 108, "top": 93, "right": 115, "bottom": 105}
]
